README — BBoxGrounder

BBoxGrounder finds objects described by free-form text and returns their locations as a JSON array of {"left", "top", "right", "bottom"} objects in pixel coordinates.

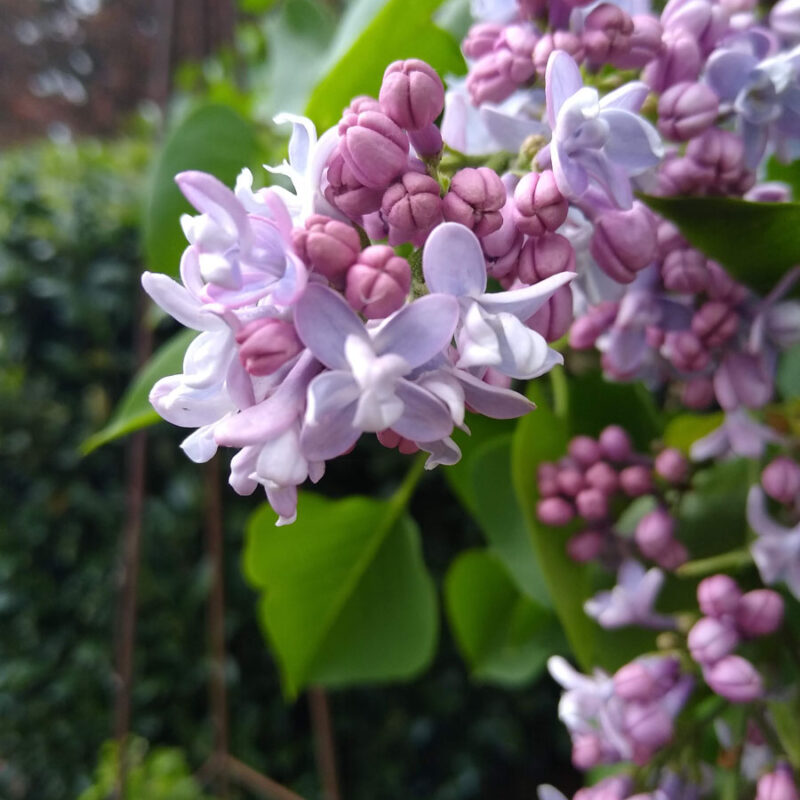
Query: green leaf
[
  {"left": 768, "top": 694, "right": 800, "bottom": 769},
  {"left": 468, "top": 436, "right": 551, "bottom": 607},
  {"left": 662, "top": 412, "right": 724, "bottom": 455},
  {"left": 305, "top": 0, "right": 466, "bottom": 132},
  {"left": 444, "top": 550, "right": 563, "bottom": 686},
  {"left": 81, "top": 330, "right": 196, "bottom": 454},
  {"left": 244, "top": 484, "right": 437, "bottom": 698},
  {"left": 143, "top": 103, "right": 259, "bottom": 278},
  {"left": 640, "top": 194, "right": 800, "bottom": 296},
  {"left": 778, "top": 342, "right": 800, "bottom": 401}
]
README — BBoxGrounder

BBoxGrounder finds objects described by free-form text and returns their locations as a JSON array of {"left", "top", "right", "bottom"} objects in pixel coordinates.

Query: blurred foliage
[{"left": 0, "top": 132, "right": 575, "bottom": 799}]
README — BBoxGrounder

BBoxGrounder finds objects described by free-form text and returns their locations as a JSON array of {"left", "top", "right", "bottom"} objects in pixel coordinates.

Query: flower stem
[{"left": 676, "top": 548, "right": 753, "bottom": 578}]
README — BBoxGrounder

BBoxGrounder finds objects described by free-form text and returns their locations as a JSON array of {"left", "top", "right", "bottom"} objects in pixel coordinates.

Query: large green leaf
[
  {"left": 444, "top": 550, "right": 563, "bottom": 686},
  {"left": 81, "top": 330, "right": 196, "bottom": 454},
  {"left": 143, "top": 104, "right": 259, "bottom": 278},
  {"left": 305, "top": 0, "right": 466, "bottom": 132},
  {"left": 640, "top": 194, "right": 800, "bottom": 296},
  {"left": 244, "top": 485, "right": 437, "bottom": 697},
  {"left": 778, "top": 342, "right": 800, "bottom": 401}
]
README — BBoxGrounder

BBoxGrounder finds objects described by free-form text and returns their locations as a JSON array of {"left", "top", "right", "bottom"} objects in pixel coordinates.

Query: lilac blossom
[
  {"left": 422, "top": 222, "right": 575, "bottom": 379},
  {"left": 584, "top": 560, "right": 676, "bottom": 629},
  {"left": 541, "top": 50, "right": 664, "bottom": 208},
  {"left": 690, "top": 409, "right": 783, "bottom": 461},
  {"left": 747, "top": 485, "right": 800, "bottom": 599}
]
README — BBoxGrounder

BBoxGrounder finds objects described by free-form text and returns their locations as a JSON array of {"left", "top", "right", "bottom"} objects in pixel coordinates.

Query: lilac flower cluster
[
  {"left": 536, "top": 427, "right": 691, "bottom": 573},
  {"left": 143, "top": 59, "right": 576, "bottom": 524}
]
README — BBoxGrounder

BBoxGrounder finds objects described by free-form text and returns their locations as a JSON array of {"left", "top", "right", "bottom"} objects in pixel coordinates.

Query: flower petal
[
  {"left": 391, "top": 379, "right": 455, "bottom": 443},
  {"left": 705, "top": 50, "right": 758, "bottom": 103},
  {"left": 600, "top": 81, "right": 650, "bottom": 112},
  {"left": 142, "top": 271, "right": 225, "bottom": 331},
  {"left": 300, "top": 371, "right": 362, "bottom": 461},
  {"left": 422, "top": 222, "right": 488, "bottom": 297},
  {"left": 545, "top": 50, "right": 584, "bottom": 130},
  {"left": 601, "top": 109, "right": 664, "bottom": 172},
  {"left": 477, "top": 271, "right": 575, "bottom": 319},
  {"left": 456, "top": 369, "right": 535, "bottom": 418}
]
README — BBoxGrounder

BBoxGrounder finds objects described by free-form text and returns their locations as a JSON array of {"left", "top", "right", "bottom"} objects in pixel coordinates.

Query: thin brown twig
[
  {"left": 224, "top": 755, "right": 308, "bottom": 800},
  {"left": 309, "top": 687, "right": 341, "bottom": 800}
]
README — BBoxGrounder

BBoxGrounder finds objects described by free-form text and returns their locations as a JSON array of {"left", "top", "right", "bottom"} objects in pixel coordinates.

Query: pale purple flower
[
  {"left": 584, "top": 560, "right": 676, "bottom": 629},
  {"left": 292, "top": 284, "right": 460, "bottom": 461},
  {"left": 542, "top": 50, "right": 663, "bottom": 208},
  {"left": 747, "top": 485, "right": 800, "bottom": 599},
  {"left": 690, "top": 409, "right": 783, "bottom": 461},
  {"left": 422, "top": 222, "right": 574, "bottom": 379}
]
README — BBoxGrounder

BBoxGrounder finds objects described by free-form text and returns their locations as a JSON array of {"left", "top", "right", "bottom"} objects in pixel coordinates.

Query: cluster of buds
[
  {"left": 688, "top": 574, "right": 783, "bottom": 702},
  {"left": 536, "top": 427, "right": 691, "bottom": 572}
]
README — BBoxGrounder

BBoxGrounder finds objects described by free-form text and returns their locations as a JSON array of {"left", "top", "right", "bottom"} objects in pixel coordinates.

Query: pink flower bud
[
  {"left": 583, "top": 3, "right": 635, "bottom": 66},
  {"left": 655, "top": 449, "right": 688, "bottom": 483},
  {"left": 513, "top": 170, "right": 569, "bottom": 236},
  {"left": 338, "top": 110, "right": 409, "bottom": 189},
  {"left": 291, "top": 214, "right": 362, "bottom": 283},
  {"left": 643, "top": 29, "right": 702, "bottom": 92},
  {"left": 756, "top": 764, "right": 799, "bottom": 800},
  {"left": 532, "top": 31, "right": 585, "bottom": 75},
  {"left": 537, "top": 496, "right": 575, "bottom": 526},
  {"left": 461, "top": 22, "right": 504, "bottom": 60},
  {"left": 705, "top": 260, "right": 747, "bottom": 304},
  {"left": 599, "top": 425, "right": 632, "bottom": 463},
  {"left": 526, "top": 286, "right": 574, "bottom": 341},
  {"left": 736, "top": 589, "right": 784, "bottom": 637},
  {"left": 443, "top": 167, "right": 506, "bottom": 238},
  {"left": 657, "top": 154, "right": 712, "bottom": 196},
  {"left": 324, "top": 148, "right": 384, "bottom": 218},
  {"left": 518, "top": 233, "right": 576, "bottom": 283},
  {"left": 745, "top": 182, "right": 793, "bottom": 203},
  {"left": 557, "top": 467, "right": 586, "bottom": 497},
  {"left": 697, "top": 574, "right": 741, "bottom": 619},
  {"left": 654, "top": 540, "right": 688, "bottom": 570},
  {"left": 681, "top": 376, "right": 715, "bottom": 409},
  {"left": 235, "top": 318, "right": 303, "bottom": 376},
  {"left": 567, "top": 529, "right": 607, "bottom": 562},
  {"left": 538, "top": 465, "right": 560, "bottom": 497},
  {"left": 585, "top": 461, "right": 619, "bottom": 494},
  {"left": 576, "top": 487, "right": 609, "bottom": 521},
  {"left": 591, "top": 203, "right": 658, "bottom": 284},
  {"left": 482, "top": 195, "right": 525, "bottom": 280},
  {"left": 344, "top": 96, "right": 382, "bottom": 115},
  {"left": 661, "top": 248, "right": 709, "bottom": 294},
  {"left": 345, "top": 245, "right": 411, "bottom": 319},
  {"left": 466, "top": 24, "right": 538, "bottom": 105},
  {"left": 704, "top": 654, "right": 763, "bottom": 702},
  {"left": 657, "top": 220, "right": 687, "bottom": 257},
  {"left": 620, "top": 465, "right": 652, "bottom": 496},
  {"left": 771, "top": 0, "right": 800, "bottom": 43},
  {"left": 409, "top": 123, "right": 443, "bottom": 157},
  {"left": 661, "top": 330, "right": 710, "bottom": 372},
  {"left": 686, "top": 129, "right": 750, "bottom": 195},
  {"left": 570, "top": 302, "right": 618, "bottom": 349},
  {"left": 380, "top": 59, "right": 445, "bottom": 131},
  {"left": 377, "top": 429, "right": 420, "bottom": 455},
  {"left": 381, "top": 172, "right": 442, "bottom": 242},
  {"left": 762, "top": 456, "right": 800, "bottom": 505},
  {"left": 615, "top": 662, "right": 659, "bottom": 701},
  {"left": 688, "top": 616, "right": 739, "bottom": 665},
  {"left": 658, "top": 81, "right": 719, "bottom": 141},
  {"left": 624, "top": 701, "right": 674, "bottom": 751},
  {"left": 691, "top": 301, "right": 739, "bottom": 347},
  {"left": 569, "top": 436, "right": 602, "bottom": 467},
  {"left": 613, "top": 15, "right": 663, "bottom": 69},
  {"left": 572, "top": 732, "right": 604, "bottom": 769},
  {"left": 636, "top": 508, "right": 675, "bottom": 560}
]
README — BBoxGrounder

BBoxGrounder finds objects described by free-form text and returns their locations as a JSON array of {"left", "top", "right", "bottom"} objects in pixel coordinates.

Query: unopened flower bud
[
  {"left": 538, "top": 462, "right": 560, "bottom": 496},
  {"left": 704, "top": 654, "right": 763, "bottom": 702},
  {"left": 344, "top": 95, "right": 382, "bottom": 115},
  {"left": 591, "top": 203, "right": 658, "bottom": 284},
  {"left": 756, "top": 764, "right": 800, "bottom": 800},
  {"left": 654, "top": 539, "right": 688, "bottom": 570},
  {"left": 705, "top": 260, "right": 747, "bottom": 304},
  {"left": 688, "top": 616, "right": 739, "bottom": 665},
  {"left": 762, "top": 456, "right": 800, "bottom": 505},
  {"left": 377, "top": 428, "right": 420, "bottom": 455},
  {"left": 409, "top": 123, "right": 443, "bottom": 158},
  {"left": 662, "top": 330, "right": 710, "bottom": 373},
  {"left": 655, "top": 449, "right": 688, "bottom": 483},
  {"left": 338, "top": 110, "right": 409, "bottom": 189},
  {"left": 624, "top": 701, "right": 674, "bottom": 751},
  {"left": 620, "top": 465, "right": 652, "bottom": 496},
  {"left": 381, "top": 172, "right": 442, "bottom": 242},
  {"left": 736, "top": 589, "right": 784, "bottom": 637},
  {"left": 745, "top": 181, "right": 793, "bottom": 203},
  {"left": 572, "top": 732, "right": 604, "bottom": 769},
  {"left": 345, "top": 245, "right": 411, "bottom": 319},
  {"left": 235, "top": 318, "right": 303, "bottom": 376},
  {"left": 658, "top": 81, "right": 719, "bottom": 141},
  {"left": 482, "top": 194, "right": 525, "bottom": 280},
  {"left": 466, "top": 24, "right": 538, "bottom": 105},
  {"left": 324, "top": 148, "right": 384, "bottom": 218},
  {"left": 568, "top": 436, "right": 602, "bottom": 467},
  {"left": 291, "top": 214, "right": 362, "bottom": 283},
  {"left": 585, "top": 461, "right": 619, "bottom": 494},
  {"left": 576, "top": 487, "right": 609, "bottom": 521},
  {"left": 537, "top": 496, "right": 575, "bottom": 526},
  {"left": 613, "top": 14, "right": 663, "bottom": 69},
  {"left": 686, "top": 129, "right": 749, "bottom": 195},
  {"left": 643, "top": 29, "right": 702, "bottom": 92},
  {"left": 462, "top": 22, "right": 504, "bottom": 59},
  {"left": 443, "top": 167, "right": 506, "bottom": 238},
  {"left": 681, "top": 376, "right": 714, "bottom": 409},
  {"left": 532, "top": 31, "right": 585, "bottom": 74},
  {"left": 526, "top": 286, "right": 574, "bottom": 341},
  {"left": 636, "top": 509, "right": 675, "bottom": 560},
  {"left": 557, "top": 467, "right": 586, "bottom": 497},
  {"left": 518, "top": 233, "right": 576, "bottom": 283},
  {"left": 661, "top": 248, "right": 709, "bottom": 294},
  {"left": 380, "top": 59, "right": 445, "bottom": 131},
  {"left": 583, "top": 3, "right": 635, "bottom": 66},
  {"left": 657, "top": 220, "right": 687, "bottom": 257},
  {"left": 568, "top": 529, "right": 607, "bottom": 562},
  {"left": 698, "top": 574, "right": 742, "bottom": 619},
  {"left": 570, "top": 302, "right": 618, "bottom": 349},
  {"left": 599, "top": 425, "right": 632, "bottom": 463},
  {"left": 513, "top": 170, "right": 569, "bottom": 236},
  {"left": 691, "top": 301, "right": 739, "bottom": 347}
]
